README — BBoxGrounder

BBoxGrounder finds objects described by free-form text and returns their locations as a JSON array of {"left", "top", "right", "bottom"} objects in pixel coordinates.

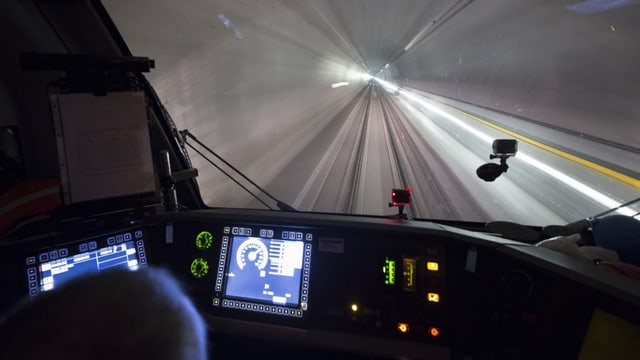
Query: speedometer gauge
[{"left": 236, "top": 238, "right": 268, "bottom": 270}]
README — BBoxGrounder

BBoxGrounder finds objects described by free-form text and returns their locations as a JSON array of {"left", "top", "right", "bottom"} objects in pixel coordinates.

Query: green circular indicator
[
  {"left": 195, "top": 231, "right": 213, "bottom": 250},
  {"left": 190, "top": 258, "right": 209, "bottom": 279}
]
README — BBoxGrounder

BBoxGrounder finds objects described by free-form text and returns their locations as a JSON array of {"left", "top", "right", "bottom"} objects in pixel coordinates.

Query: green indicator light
[
  {"left": 383, "top": 257, "right": 396, "bottom": 285},
  {"left": 195, "top": 231, "right": 213, "bottom": 250},
  {"left": 190, "top": 258, "right": 209, "bottom": 278}
]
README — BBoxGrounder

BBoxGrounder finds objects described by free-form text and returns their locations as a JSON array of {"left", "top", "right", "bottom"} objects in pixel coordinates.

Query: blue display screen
[
  {"left": 224, "top": 236, "right": 304, "bottom": 306},
  {"left": 38, "top": 241, "right": 143, "bottom": 292}
]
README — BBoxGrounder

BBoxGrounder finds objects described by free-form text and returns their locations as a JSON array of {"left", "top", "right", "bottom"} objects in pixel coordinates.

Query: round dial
[
  {"left": 235, "top": 238, "right": 268, "bottom": 270},
  {"left": 195, "top": 231, "right": 213, "bottom": 250},
  {"left": 190, "top": 258, "right": 209, "bottom": 278}
]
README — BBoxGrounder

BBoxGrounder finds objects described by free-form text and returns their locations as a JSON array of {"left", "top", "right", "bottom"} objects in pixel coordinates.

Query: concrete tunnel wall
[{"left": 390, "top": 0, "right": 640, "bottom": 149}]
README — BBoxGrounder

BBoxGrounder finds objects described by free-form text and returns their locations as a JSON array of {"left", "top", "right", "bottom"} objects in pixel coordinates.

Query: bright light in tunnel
[
  {"left": 398, "top": 89, "right": 638, "bottom": 218},
  {"left": 331, "top": 82, "right": 350, "bottom": 88},
  {"left": 373, "top": 77, "right": 399, "bottom": 93},
  {"left": 347, "top": 70, "right": 373, "bottom": 83}
]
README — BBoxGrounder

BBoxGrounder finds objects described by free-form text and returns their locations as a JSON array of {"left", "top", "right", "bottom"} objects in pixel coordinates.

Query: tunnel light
[{"left": 331, "top": 82, "right": 350, "bottom": 89}]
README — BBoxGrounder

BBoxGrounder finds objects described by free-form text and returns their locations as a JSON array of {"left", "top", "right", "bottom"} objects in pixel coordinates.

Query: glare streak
[{"left": 396, "top": 86, "right": 637, "bottom": 218}]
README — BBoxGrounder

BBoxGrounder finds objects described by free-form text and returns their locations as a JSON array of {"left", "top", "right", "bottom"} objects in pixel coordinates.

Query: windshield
[{"left": 103, "top": 0, "right": 640, "bottom": 225}]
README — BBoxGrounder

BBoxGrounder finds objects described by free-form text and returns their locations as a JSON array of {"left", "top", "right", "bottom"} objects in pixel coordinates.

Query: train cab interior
[{"left": 1, "top": 1, "right": 640, "bottom": 359}]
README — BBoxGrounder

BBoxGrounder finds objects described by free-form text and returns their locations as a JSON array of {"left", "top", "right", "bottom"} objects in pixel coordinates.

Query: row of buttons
[
  {"left": 33, "top": 247, "right": 70, "bottom": 264},
  {"left": 137, "top": 240, "right": 148, "bottom": 266},
  {"left": 217, "top": 299, "right": 303, "bottom": 318},
  {"left": 214, "top": 236, "right": 230, "bottom": 292},
  {"left": 107, "top": 233, "right": 132, "bottom": 245},
  {"left": 282, "top": 231, "right": 312, "bottom": 241},
  {"left": 224, "top": 227, "right": 253, "bottom": 236},
  {"left": 223, "top": 226, "right": 313, "bottom": 242},
  {"left": 27, "top": 267, "right": 38, "bottom": 296},
  {"left": 300, "top": 243, "right": 312, "bottom": 307}
]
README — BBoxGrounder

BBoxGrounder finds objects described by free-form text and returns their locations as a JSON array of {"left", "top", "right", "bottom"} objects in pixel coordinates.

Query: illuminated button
[
  {"left": 289, "top": 232, "right": 296, "bottom": 239},
  {"left": 213, "top": 298, "right": 220, "bottom": 306},
  {"left": 59, "top": 248, "right": 68, "bottom": 257},
  {"left": 27, "top": 267, "right": 36, "bottom": 275},
  {"left": 239, "top": 228, "right": 245, "bottom": 235},
  {"left": 39, "top": 253, "right": 49, "bottom": 262},
  {"left": 107, "top": 237, "right": 116, "bottom": 245},
  {"left": 427, "top": 292, "right": 440, "bottom": 303},
  {"left": 223, "top": 227, "right": 230, "bottom": 234},
  {"left": 427, "top": 261, "right": 439, "bottom": 272},
  {"left": 397, "top": 323, "right": 410, "bottom": 333},
  {"left": 190, "top": 258, "right": 209, "bottom": 279},
  {"left": 282, "top": 232, "right": 288, "bottom": 239},
  {"left": 429, "top": 327, "right": 440, "bottom": 337},
  {"left": 296, "top": 232, "right": 303, "bottom": 240},
  {"left": 297, "top": 310, "right": 302, "bottom": 317},
  {"left": 267, "top": 230, "right": 274, "bottom": 238},
  {"left": 195, "top": 231, "right": 213, "bottom": 250},
  {"left": 232, "top": 227, "right": 238, "bottom": 235},
  {"left": 29, "top": 275, "right": 36, "bottom": 281},
  {"left": 351, "top": 303, "right": 359, "bottom": 312},
  {"left": 26, "top": 257, "right": 35, "bottom": 265},
  {"left": 260, "top": 229, "right": 266, "bottom": 237},
  {"left": 246, "top": 228, "right": 252, "bottom": 236},
  {"left": 124, "top": 233, "right": 132, "bottom": 241}
]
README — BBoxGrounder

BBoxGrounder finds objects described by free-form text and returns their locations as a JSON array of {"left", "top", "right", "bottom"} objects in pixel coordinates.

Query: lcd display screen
[
  {"left": 26, "top": 230, "right": 148, "bottom": 296},
  {"left": 224, "top": 236, "right": 304, "bottom": 306}
]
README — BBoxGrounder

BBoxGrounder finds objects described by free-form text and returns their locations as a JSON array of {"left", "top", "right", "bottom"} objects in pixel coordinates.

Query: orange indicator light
[{"left": 429, "top": 327, "right": 440, "bottom": 337}]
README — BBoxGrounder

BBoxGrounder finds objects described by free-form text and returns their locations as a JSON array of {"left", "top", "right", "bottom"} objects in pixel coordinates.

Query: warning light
[
  {"left": 429, "top": 327, "right": 440, "bottom": 337},
  {"left": 390, "top": 188, "right": 412, "bottom": 206},
  {"left": 351, "top": 303, "right": 359, "bottom": 312},
  {"left": 397, "top": 322, "right": 410, "bottom": 333},
  {"left": 427, "top": 261, "right": 439, "bottom": 271},
  {"left": 427, "top": 292, "right": 440, "bottom": 303}
]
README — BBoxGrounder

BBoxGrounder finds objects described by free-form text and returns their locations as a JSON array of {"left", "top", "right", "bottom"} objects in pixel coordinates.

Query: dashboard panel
[{"left": 1, "top": 208, "right": 640, "bottom": 359}]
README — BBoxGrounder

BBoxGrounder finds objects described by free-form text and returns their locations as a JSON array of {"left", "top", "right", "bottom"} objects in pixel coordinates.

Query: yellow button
[
  {"left": 427, "top": 261, "right": 439, "bottom": 271},
  {"left": 397, "top": 322, "right": 409, "bottom": 333},
  {"left": 427, "top": 292, "right": 440, "bottom": 303}
]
